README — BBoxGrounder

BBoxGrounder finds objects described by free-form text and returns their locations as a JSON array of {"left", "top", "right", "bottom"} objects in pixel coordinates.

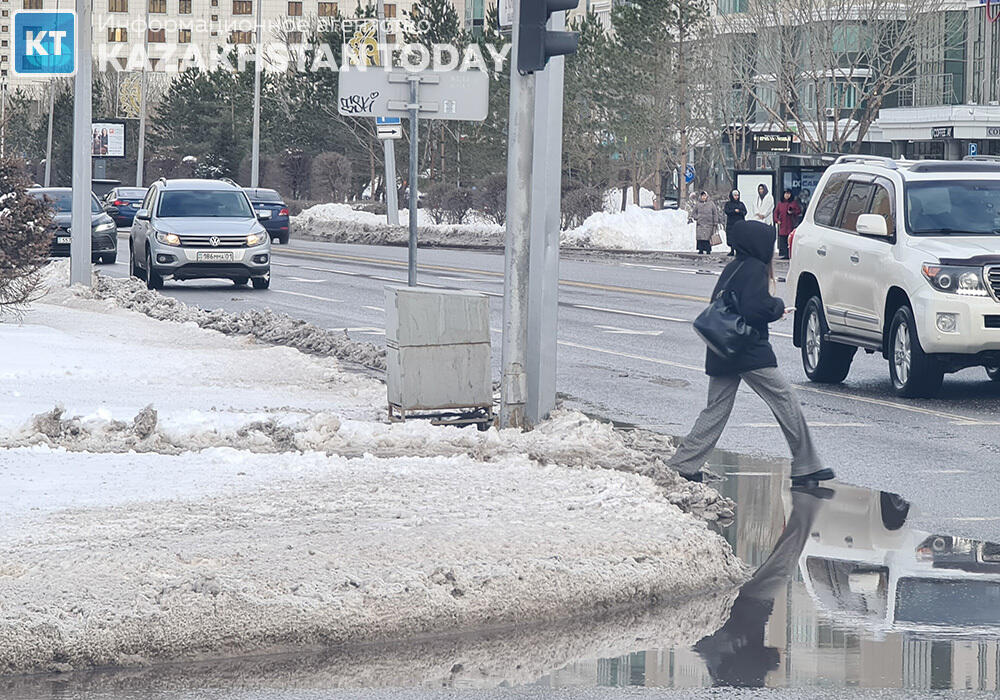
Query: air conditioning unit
[{"left": 825, "top": 108, "right": 837, "bottom": 119}]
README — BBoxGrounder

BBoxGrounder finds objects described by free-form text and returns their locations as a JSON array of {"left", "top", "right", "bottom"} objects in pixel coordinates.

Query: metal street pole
[
  {"left": 250, "top": 0, "right": 262, "bottom": 187},
  {"left": 377, "top": 0, "right": 399, "bottom": 225},
  {"left": 500, "top": 1, "right": 535, "bottom": 429},
  {"left": 135, "top": 2, "right": 149, "bottom": 186},
  {"left": 525, "top": 11, "right": 566, "bottom": 426},
  {"left": 71, "top": 0, "right": 93, "bottom": 287},
  {"left": 44, "top": 81, "right": 55, "bottom": 186},
  {"left": 407, "top": 76, "right": 419, "bottom": 286},
  {"left": 1, "top": 81, "right": 7, "bottom": 159}
]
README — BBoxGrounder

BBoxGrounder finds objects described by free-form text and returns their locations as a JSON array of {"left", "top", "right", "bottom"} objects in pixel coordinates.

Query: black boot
[{"left": 790, "top": 468, "right": 835, "bottom": 487}]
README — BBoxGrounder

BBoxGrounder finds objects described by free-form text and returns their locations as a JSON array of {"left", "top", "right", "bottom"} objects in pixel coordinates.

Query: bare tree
[
  {"left": 717, "top": 0, "right": 945, "bottom": 154},
  {"left": 0, "top": 157, "right": 54, "bottom": 319}
]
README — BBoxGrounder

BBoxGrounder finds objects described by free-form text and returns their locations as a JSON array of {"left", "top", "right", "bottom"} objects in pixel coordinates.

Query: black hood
[{"left": 730, "top": 219, "right": 775, "bottom": 264}]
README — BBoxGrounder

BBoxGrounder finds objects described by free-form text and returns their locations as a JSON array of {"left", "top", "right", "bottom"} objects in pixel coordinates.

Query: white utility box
[{"left": 385, "top": 286, "right": 493, "bottom": 423}]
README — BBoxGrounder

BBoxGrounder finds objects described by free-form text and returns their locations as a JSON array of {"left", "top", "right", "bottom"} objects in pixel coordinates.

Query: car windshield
[
  {"left": 30, "top": 190, "right": 101, "bottom": 214},
  {"left": 157, "top": 190, "right": 254, "bottom": 218},
  {"left": 246, "top": 189, "right": 282, "bottom": 203},
  {"left": 906, "top": 181, "right": 1000, "bottom": 235},
  {"left": 895, "top": 578, "right": 1000, "bottom": 625}
]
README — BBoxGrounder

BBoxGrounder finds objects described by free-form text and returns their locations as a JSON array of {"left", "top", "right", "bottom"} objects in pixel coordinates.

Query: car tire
[
  {"left": 888, "top": 305, "right": 943, "bottom": 398},
  {"left": 145, "top": 249, "right": 164, "bottom": 291},
  {"left": 233, "top": 277, "right": 249, "bottom": 287},
  {"left": 800, "top": 296, "right": 855, "bottom": 383},
  {"left": 101, "top": 253, "right": 117, "bottom": 265},
  {"left": 279, "top": 233, "right": 289, "bottom": 245},
  {"left": 129, "top": 244, "right": 142, "bottom": 280},
  {"left": 880, "top": 491, "right": 910, "bottom": 531},
  {"left": 251, "top": 274, "right": 270, "bottom": 290}
]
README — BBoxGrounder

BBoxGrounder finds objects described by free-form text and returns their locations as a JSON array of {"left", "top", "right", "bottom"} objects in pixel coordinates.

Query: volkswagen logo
[{"left": 209, "top": 236, "right": 221, "bottom": 247}]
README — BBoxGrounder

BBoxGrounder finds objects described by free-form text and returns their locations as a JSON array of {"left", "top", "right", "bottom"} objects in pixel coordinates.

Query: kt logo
[{"left": 13, "top": 10, "right": 76, "bottom": 76}]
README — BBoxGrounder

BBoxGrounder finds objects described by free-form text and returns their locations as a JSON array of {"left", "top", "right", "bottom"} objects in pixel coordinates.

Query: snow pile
[
  {"left": 293, "top": 203, "right": 505, "bottom": 248},
  {"left": 73, "top": 265, "right": 387, "bottom": 371},
  {"left": 563, "top": 207, "right": 698, "bottom": 252},
  {"left": 603, "top": 186, "right": 657, "bottom": 211}
]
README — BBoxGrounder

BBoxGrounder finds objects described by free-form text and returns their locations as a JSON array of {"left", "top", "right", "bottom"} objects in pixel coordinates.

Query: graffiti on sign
[
  {"left": 346, "top": 21, "right": 380, "bottom": 67},
  {"left": 340, "top": 91, "right": 380, "bottom": 114}
]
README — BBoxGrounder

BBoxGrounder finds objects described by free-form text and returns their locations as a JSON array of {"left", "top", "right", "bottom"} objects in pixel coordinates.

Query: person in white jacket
[{"left": 749, "top": 184, "right": 774, "bottom": 225}]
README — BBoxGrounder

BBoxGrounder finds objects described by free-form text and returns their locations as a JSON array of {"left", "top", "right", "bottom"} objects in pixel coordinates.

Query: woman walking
[
  {"left": 749, "top": 184, "right": 774, "bottom": 226},
  {"left": 773, "top": 189, "right": 802, "bottom": 260},
  {"left": 668, "top": 219, "right": 834, "bottom": 486},
  {"left": 690, "top": 191, "right": 722, "bottom": 255},
  {"left": 723, "top": 190, "right": 747, "bottom": 257}
]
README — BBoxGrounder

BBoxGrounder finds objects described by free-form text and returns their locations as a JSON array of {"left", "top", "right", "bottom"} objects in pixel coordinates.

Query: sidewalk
[{"left": 0, "top": 265, "right": 746, "bottom": 676}]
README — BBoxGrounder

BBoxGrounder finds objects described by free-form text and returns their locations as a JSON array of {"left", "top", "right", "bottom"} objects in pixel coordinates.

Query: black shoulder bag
[{"left": 692, "top": 260, "right": 759, "bottom": 360}]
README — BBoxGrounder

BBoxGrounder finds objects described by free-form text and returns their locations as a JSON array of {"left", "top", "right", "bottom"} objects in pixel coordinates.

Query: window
[
  {"left": 179, "top": 0, "right": 191, "bottom": 12},
  {"left": 837, "top": 182, "right": 874, "bottom": 232},
  {"left": 383, "top": 2, "right": 395, "bottom": 17},
  {"left": 287, "top": 1, "right": 301, "bottom": 15},
  {"left": 23, "top": 0, "right": 43, "bottom": 9},
  {"left": 157, "top": 191, "right": 253, "bottom": 218},
  {"left": 318, "top": 1, "right": 336, "bottom": 16},
  {"left": 869, "top": 183, "right": 896, "bottom": 237},
  {"left": 109, "top": 0, "right": 128, "bottom": 11},
  {"left": 108, "top": 27, "right": 128, "bottom": 42},
  {"left": 1, "top": 40, "right": 7, "bottom": 48},
  {"left": 814, "top": 174, "right": 849, "bottom": 227},
  {"left": 231, "top": 30, "right": 253, "bottom": 44},
  {"left": 233, "top": 0, "right": 252, "bottom": 14},
  {"left": 286, "top": 31, "right": 302, "bottom": 43},
  {"left": 147, "top": 28, "right": 166, "bottom": 42},
  {"left": 211, "top": 0, "right": 218, "bottom": 6},
  {"left": 148, "top": 0, "right": 165, "bottom": 12},
  {"left": 178, "top": 28, "right": 191, "bottom": 43}
]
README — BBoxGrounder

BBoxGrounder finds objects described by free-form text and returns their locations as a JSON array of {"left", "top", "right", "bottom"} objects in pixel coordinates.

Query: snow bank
[
  {"left": 0, "top": 272, "right": 746, "bottom": 676},
  {"left": 563, "top": 207, "right": 698, "bottom": 252}
]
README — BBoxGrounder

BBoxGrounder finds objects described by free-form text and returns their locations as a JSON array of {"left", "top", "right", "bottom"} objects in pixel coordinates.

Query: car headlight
[
  {"left": 155, "top": 231, "right": 181, "bottom": 246},
  {"left": 247, "top": 232, "right": 269, "bottom": 246},
  {"left": 921, "top": 264, "right": 989, "bottom": 297},
  {"left": 94, "top": 221, "right": 116, "bottom": 234}
]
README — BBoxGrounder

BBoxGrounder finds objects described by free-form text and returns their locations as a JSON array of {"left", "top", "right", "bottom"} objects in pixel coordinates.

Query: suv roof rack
[
  {"left": 907, "top": 160, "right": 1000, "bottom": 173},
  {"left": 833, "top": 154, "right": 898, "bottom": 169},
  {"left": 963, "top": 155, "right": 1000, "bottom": 162}
]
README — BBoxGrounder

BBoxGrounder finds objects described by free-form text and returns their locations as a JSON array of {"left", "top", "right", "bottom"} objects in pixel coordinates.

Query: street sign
[
  {"left": 13, "top": 10, "right": 76, "bottom": 77},
  {"left": 499, "top": 0, "right": 514, "bottom": 28},
  {"left": 377, "top": 123, "right": 403, "bottom": 139},
  {"left": 970, "top": 142, "right": 979, "bottom": 157},
  {"left": 685, "top": 164, "right": 695, "bottom": 184},
  {"left": 338, "top": 69, "right": 490, "bottom": 122},
  {"left": 376, "top": 116, "right": 401, "bottom": 125}
]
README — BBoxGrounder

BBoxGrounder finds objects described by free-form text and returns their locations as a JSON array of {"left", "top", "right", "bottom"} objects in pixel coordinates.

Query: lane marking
[
  {"left": 737, "top": 422, "right": 867, "bottom": 428},
  {"left": 916, "top": 469, "right": 970, "bottom": 475},
  {"left": 329, "top": 327, "right": 384, "bottom": 335},
  {"left": 569, "top": 302, "right": 794, "bottom": 339},
  {"left": 286, "top": 277, "right": 325, "bottom": 283},
  {"left": 271, "top": 289, "right": 342, "bottom": 303},
  {"left": 595, "top": 325, "right": 663, "bottom": 337},
  {"left": 362, "top": 305, "right": 384, "bottom": 313},
  {"left": 557, "top": 340, "right": 703, "bottom": 372}
]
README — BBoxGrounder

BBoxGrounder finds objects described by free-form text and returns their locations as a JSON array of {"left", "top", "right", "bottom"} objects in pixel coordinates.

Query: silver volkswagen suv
[{"left": 129, "top": 178, "right": 272, "bottom": 290}]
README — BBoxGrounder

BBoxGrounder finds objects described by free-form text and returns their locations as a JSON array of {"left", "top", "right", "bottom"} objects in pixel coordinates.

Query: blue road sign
[
  {"left": 376, "top": 116, "right": 402, "bottom": 125},
  {"left": 970, "top": 142, "right": 979, "bottom": 157},
  {"left": 13, "top": 11, "right": 76, "bottom": 77},
  {"left": 685, "top": 164, "right": 696, "bottom": 184}
]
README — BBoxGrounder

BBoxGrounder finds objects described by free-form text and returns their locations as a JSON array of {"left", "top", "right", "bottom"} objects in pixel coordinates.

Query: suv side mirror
[
  {"left": 135, "top": 208, "right": 151, "bottom": 221},
  {"left": 256, "top": 209, "right": 272, "bottom": 221},
  {"left": 856, "top": 213, "right": 889, "bottom": 238}
]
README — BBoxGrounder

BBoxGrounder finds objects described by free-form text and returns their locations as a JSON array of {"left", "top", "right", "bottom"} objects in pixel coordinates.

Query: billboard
[{"left": 92, "top": 122, "right": 125, "bottom": 158}]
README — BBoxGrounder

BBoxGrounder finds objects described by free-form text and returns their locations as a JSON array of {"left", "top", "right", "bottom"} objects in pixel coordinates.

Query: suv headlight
[
  {"left": 247, "top": 232, "right": 269, "bottom": 246},
  {"left": 156, "top": 231, "right": 181, "bottom": 246},
  {"left": 921, "top": 264, "right": 989, "bottom": 297},
  {"left": 94, "top": 221, "right": 116, "bottom": 234}
]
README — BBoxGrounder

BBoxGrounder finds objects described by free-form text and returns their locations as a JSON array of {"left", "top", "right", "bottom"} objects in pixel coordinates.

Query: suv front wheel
[
  {"left": 800, "top": 296, "right": 855, "bottom": 383},
  {"left": 888, "top": 305, "right": 943, "bottom": 398}
]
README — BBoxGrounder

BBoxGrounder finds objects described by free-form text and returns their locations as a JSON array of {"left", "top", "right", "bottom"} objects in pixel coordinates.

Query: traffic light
[{"left": 517, "top": 0, "right": 580, "bottom": 75}]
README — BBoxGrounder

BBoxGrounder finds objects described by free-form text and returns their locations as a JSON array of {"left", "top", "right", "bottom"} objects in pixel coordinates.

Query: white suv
[{"left": 789, "top": 155, "right": 1000, "bottom": 397}]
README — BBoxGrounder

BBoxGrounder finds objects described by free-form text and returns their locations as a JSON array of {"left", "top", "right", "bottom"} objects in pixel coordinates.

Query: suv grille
[
  {"left": 178, "top": 234, "right": 248, "bottom": 248},
  {"left": 988, "top": 266, "right": 1000, "bottom": 300}
]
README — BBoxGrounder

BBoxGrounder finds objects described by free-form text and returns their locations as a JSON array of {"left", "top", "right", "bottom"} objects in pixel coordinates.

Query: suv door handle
[
  {"left": 817, "top": 246, "right": 828, "bottom": 257},
  {"left": 850, "top": 252, "right": 861, "bottom": 264}
]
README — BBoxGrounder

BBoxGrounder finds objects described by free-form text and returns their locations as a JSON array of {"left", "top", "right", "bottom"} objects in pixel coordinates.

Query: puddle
[{"left": 534, "top": 450, "right": 1000, "bottom": 691}]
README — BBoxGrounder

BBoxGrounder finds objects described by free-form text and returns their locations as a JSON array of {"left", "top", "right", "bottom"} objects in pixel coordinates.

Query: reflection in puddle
[{"left": 540, "top": 450, "right": 1000, "bottom": 691}]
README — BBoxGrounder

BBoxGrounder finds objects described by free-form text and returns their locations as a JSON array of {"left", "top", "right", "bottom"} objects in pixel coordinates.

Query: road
[{"left": 105, "top": 235, "right": 1000, "bottom": 542}]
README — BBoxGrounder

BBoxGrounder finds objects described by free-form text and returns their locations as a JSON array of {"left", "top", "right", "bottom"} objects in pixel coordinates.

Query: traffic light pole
[
  {"left": 407, "top": 76, "right": 420, "bottom": 287},
  {"left": 500, "top": 5, "right": 535, "bottom": 429},
  {"left": 70, "top": 0, "right": 93, "bottom": 287}
]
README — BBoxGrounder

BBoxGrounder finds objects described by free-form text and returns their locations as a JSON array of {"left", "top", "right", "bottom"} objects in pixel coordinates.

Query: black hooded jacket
[{"left": 704, "top": 220, "right": 786, "bottom": 376}]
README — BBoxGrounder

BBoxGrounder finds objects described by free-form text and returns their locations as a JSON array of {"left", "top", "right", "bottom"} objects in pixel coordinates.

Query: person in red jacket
[{"left": 773, "top": 189, "right": 802, "bottom": 260}]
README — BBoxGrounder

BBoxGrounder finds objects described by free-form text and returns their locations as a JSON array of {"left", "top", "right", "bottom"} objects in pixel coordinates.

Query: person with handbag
[
  {"left": 670, "top": 219, "right": 833, "bottom": 486},
  {"left": 690, "top": 191, "right": 722, "bottom": 254}
]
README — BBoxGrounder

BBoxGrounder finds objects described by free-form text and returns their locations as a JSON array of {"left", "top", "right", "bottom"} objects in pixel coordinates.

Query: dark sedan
[
  {"left": 103, "top": 186, "right": 148, "bottom": 227},
  {"left": 243, "top": 188, "right": 290, "bottom": 244},
  {"left": 28, "top": 188, "right": 119, "bottom": 264}
]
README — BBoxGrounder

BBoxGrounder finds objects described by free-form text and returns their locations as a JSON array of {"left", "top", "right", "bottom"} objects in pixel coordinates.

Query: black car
[
  {"left": 29, "top": 188, "right": 119, "bottom": 264},
  {"left": 103, "top": 186, "right": 148, "bottom": 227},
  {"left": 243, "top": 188, "right": 290, "bottom": 244}
]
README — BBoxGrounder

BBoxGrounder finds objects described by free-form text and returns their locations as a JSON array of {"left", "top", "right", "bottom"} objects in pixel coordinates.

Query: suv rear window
[
  {"left": 157, "top": 190, "right": 254, "bottom": 218},
  {"left": 814, "top": 173, "right": 849, "bottom": 226}
]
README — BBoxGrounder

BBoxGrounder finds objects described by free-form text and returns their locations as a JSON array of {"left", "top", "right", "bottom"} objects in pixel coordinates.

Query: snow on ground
[
  {"left": 562, "top": 207, "right": 697, "bottom": 252},
  {"left": 0, "top": 266, "right": 745, "bottom": 676}
]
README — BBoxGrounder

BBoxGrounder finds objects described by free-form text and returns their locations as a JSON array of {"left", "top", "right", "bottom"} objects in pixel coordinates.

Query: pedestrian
[
  {"left": 723, "top": 189, "right": 747, "bottom": 257},
  {"left": 668, "top": 219, "right": 834, "bottom": 486},
  {"left": 749, "top": 184, "right": 774, "bottom": 226},
  {"left": 773, "top": 189, "right": 802, "bottom": 260},
  {"left": 690, "top": 191, "right": 722, "bottom": 255}
]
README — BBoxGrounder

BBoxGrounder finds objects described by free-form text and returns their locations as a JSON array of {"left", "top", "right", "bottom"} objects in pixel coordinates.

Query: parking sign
[{"left": 13, "top": 11, "right": 76, "bottom": 77}]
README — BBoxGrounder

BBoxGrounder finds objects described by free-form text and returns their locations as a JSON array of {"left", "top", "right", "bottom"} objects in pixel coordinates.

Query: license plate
[
  {"left": 56, "top": 236, "right": 71, "bottom": 244},
  {"left": 197, "top": 251, "right": 234, "bottom": 262}
]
